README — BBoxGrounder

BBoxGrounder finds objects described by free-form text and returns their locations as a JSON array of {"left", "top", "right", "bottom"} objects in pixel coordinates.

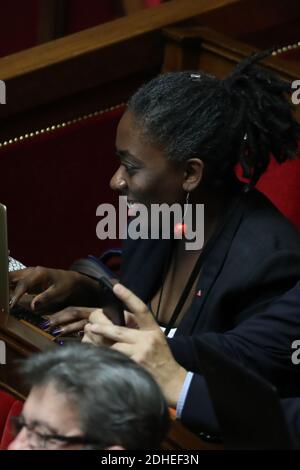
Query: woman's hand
[
  {"left": 83, "top": 283, "right": 187, "bottom": 407},
  {"left": 43, "top": 306, "right": 96, "bottom": 336},
  {"left": 9, "top": 266, "right": 101, "bottom": 313}
]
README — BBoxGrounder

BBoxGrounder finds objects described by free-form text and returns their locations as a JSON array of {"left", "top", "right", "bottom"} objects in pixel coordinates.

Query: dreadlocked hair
[{"left": 128, "top": 49, "right": 300, "bottom": 190}]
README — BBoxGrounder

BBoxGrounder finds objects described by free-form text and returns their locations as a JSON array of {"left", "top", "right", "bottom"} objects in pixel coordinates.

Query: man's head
[{"left": 8, "top": 343, "right": 170, "bottom": 450}]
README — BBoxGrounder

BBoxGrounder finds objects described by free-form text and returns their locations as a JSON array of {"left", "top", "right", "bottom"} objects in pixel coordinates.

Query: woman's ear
[{"left": 182, "top": 158, "right": 204, "bottom": 192}]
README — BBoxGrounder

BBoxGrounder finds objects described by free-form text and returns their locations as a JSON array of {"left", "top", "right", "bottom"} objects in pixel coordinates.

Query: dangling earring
[
  {"left": 174, "top": 192, "right": 190, "bottom": 237},
  {"left": 183, "top": 192, "right": 190, "bottom": 220}
]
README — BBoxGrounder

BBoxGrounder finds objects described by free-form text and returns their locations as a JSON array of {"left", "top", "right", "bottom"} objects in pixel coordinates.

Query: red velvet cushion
[
  {"left": 256, "top": 157, "right": 300, "bottom": 231},
  {"left": 66, "top": 0, "right": 118, "bottom": 34},
  {"left": 0, "top": 105, "right": 125, "bottom": 268},
  {"left": 236, "top": 154, "right": 300, "bottom": 231},
  {"left": 0, "top": 391, "right": 24, "bottom": 450},
  {"left": 0, "top": 399, "right": 23, "bottom": 450},
  {"left": 0, "top": 1, "right": 38, "bottom": 57},
  {"left": 0, "top": 391, "right": 15, "bottom": 440},
  {"left": 144, "top": 0, "right": 162, "bottom": 6},
  {"left": 277, "top": 49, "right": 300, "bottom": 65}
]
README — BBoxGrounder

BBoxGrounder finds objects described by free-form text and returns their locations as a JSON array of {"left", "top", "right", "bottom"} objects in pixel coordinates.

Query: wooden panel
[
  {"left": 162, "top": 26, "right": 300, "bottom": 121},
  {"left": 0, "top": 0, "right": 239, "bottom": 141},
  {"left": 191, "top": 0, "right": 300, "bottom": 43},
  {"left": 36, "top": 0, "right": 68, "bottom": 44},
  {"left": 0, "top": 318, "right": 56, "bottom": 397},
  {"left": 164, "top": 411, "right": 223, "bottom": 450}
]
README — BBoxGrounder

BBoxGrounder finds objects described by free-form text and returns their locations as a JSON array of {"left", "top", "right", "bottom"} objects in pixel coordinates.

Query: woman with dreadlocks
[{"left": 10, "top": 52, "right": 300, "bottom": 431}]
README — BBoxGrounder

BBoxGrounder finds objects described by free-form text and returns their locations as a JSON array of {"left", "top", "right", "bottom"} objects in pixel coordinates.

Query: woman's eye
[{"left": 123, "top": 165, "right": 138, "bottom": 175}]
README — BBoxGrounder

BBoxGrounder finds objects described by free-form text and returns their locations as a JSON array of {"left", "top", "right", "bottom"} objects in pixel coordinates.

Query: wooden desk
[{"left": 0, "top": 316, "right": 56, "bottom": 398}]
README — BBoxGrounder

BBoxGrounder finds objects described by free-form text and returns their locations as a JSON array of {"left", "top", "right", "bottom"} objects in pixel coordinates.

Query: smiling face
[{"left": 110, "top": 111, "right": 187, "bottom": 208}]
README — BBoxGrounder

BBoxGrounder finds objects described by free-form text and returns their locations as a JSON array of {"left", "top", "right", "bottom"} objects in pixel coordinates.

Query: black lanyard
[
  {"left": 164, "top": 246, "right": 208, "bottom": 336},
  {"left": 164, "top": 194, "right": 243, "bottom": 336}
]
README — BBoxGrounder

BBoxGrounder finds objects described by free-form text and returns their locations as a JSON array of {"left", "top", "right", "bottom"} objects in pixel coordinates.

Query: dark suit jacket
[
  {"left": 121, "top": 189, "right": 300, "bottom": 433},
  {"left": 282, "top": 397, "right": 300, "bottom": 447},
  {"left": 179, "top": 282, "right": 300, "bottom": 434}
]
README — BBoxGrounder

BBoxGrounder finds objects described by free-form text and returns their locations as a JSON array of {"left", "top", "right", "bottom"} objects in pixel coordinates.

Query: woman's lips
[{"left": 127, "top": 201, "right": 141, "bottom": 217}]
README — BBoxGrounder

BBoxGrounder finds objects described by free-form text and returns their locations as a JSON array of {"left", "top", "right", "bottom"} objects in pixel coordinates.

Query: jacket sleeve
[
  {"left": 179, "top": 372, "right": 222, "bottom": 436},
  {"left": 281, "top": 398, "right": 300, "bottom": 448},
  {"left": 169, "top": 282, "right": 300, "bottom": 431}
]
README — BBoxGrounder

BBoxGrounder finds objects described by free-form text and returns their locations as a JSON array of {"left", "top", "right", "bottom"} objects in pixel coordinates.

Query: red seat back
[
  {"left": 256, "top": 156, "right": 300, "bottom": 230},
  {"left": 236, "top": 152, "right": 300, "bottom": 231},
  {"left": 0, "top": 105, "right": 125, "bottom": 268},
  {"left": 0, "top": 390, "right": 23, "bottom": 450}
]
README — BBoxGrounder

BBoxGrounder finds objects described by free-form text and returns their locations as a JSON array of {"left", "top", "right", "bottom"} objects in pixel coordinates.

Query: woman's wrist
[{"left": 70, "top": 271, "right": 103, "bottom": 306}]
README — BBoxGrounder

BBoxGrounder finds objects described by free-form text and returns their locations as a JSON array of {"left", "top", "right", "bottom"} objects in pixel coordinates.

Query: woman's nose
[{"left": 110, "top": 167, "right": 127, "bottom": 193}]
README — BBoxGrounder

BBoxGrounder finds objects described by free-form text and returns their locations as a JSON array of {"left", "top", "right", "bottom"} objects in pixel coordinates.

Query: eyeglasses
[{"left": 10, "top": 415, "right": 100, "bottom": 450}]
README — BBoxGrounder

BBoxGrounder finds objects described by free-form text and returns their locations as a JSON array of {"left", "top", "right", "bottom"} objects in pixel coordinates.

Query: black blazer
[
  {"left": 121, "top": 189, "right": 300, "bottom": 433},
  {"left": 179, "top": 282, "right": 300, "bottom": 434},
  {"left": 122, "top": 189, "right": 300, "bottom": 339},
  {"left": 282, "top": 397, "right": 300, "bottom": 447}
]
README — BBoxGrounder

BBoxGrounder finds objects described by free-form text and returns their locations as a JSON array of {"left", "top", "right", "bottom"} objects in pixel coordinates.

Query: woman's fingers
[
  {"left": 54, "top": 319, "right": 88, "bottom": 336},
  {"left": 9, "top": 267, "right": 49, "bottom": 307},
  {"left": 47, "top": 307, "right": 94, "bottom": 328}
]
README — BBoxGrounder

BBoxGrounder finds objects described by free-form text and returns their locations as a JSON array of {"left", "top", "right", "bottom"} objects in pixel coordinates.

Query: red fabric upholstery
[
  {"left": 66, "top": 0, "right": 118, "bottom": 34},
  {"left": 256, "top": 157, "right": 300, "bottom": 231},
  {"left": 0, "top": 391, "right": 23, "bottom": 450},
  {"left": 0, "top": 390, "right": 15, "bottom": 439},
  {"left": 0, "top": 1, "right": 162, "bottom": 58},
  {"left": 144, "top": 0, "right": 162, "bottom": 7},
  {"left": 0, "top": 106, "right": 125, "bottom": 268},
  {"left": 236, "top": 154, "right": 300, "bottom": 231},
  {"left": 0, "top": 1, "right": 38, "bottom": 57},
  {"left": 277, "top": 49, "right": 300, "bottom": 65},
  {"left": 66, "top": 0, "right": 163, "bottom": 35}
]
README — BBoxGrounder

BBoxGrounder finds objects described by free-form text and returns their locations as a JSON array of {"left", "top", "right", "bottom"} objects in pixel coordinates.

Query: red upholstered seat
[
  {"left": 144, "top": 0, "right": 162, "bottom": 6},
  {"left": 0, "top": 105, "right": 125, "bottom": 269},
  {"left": 66, "top": 0, "right": 118, "bottom": 34},
  {"left": 277, "top": 49, "right": 300, "bottom": 66},
  {"left": 0, "top": 1, "right": 119, "bottom": 58},
  {"left": 0, "top": 390, "right": 23, "bottom": 450},
  {"left": 0, "top": 1, "right": 38, "bottom": 57},
  {"left": 66, "top": 0, "right": 163, "bottom": 35},
  {"left": 236, "top": 152, "right": 300, "bottom": 231},
  {"left": 0, "top": 390, "right": 15, "bottom": 439},
  {"left": 256, "top": 156, "right": 300, "bottom": 231},
  {"left": 0, "top": 1, "right": 163, "bottom": 58}
]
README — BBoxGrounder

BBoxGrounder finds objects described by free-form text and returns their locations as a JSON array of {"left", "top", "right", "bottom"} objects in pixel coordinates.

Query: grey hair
[{"left": 19, "top": 343, "right": 170, "bottom": 449}]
